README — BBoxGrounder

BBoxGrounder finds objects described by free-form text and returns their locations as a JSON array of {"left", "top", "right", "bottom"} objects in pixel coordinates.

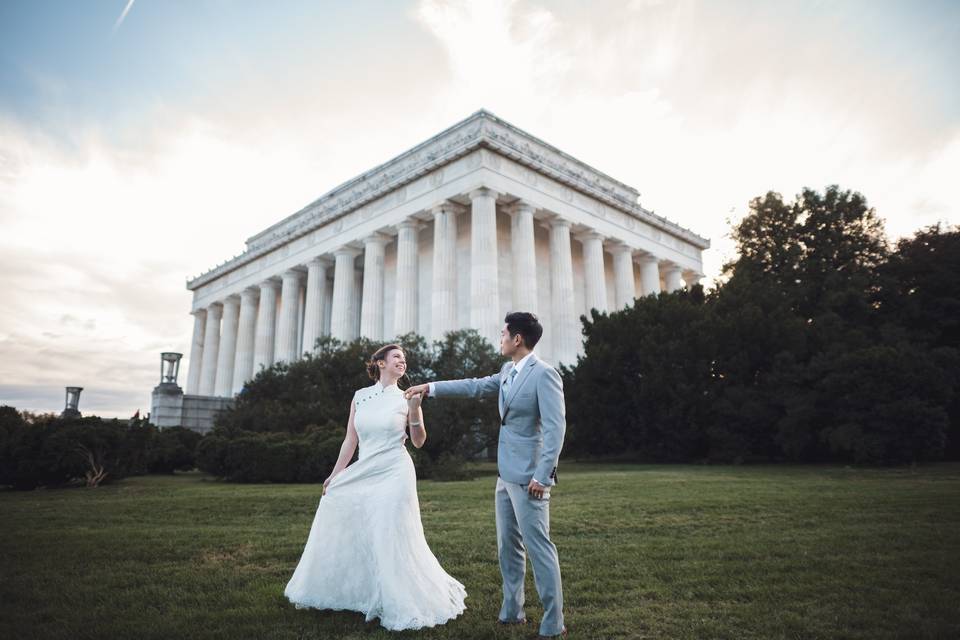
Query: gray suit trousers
[{"left": 496, "top": 476, "right": 564, "bottom": 636}]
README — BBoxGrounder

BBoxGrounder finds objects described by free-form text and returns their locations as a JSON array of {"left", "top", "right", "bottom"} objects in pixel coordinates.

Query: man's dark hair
[{"left": 504, "top": 311, "right": 543, "bottom": 349}]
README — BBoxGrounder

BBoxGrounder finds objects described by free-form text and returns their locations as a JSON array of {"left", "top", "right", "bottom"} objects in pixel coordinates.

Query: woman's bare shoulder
[{"left": 352, "top": 383, "right": 379, "bottom": 402}]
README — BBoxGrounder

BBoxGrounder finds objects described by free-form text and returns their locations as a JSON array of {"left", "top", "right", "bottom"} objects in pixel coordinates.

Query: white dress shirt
[{"left": 427, "top": 351, "right": 546, "bottom": 486}]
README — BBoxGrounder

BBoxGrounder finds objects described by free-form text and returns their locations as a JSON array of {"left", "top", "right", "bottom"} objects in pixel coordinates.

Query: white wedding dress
[{"left": 284, "top": 379, "right": 467, "bottom": 631}]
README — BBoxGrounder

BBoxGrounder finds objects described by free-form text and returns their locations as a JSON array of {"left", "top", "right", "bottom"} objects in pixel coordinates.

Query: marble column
[
  {"left": 683, "top": 270, "right": 705, "bottom": 290},
  {"left": 663, "top": 262, "right": 685, "bottom": 292},
  {"left": 637, "top": 252, "right": 662, "bottom": 297},
  {"left": 469, "top": 187, "right": 500, "bottom": 346},
  {"left": 321, "top": 271, "right": 333, "bottom": 336},
  {"left": 296, "top": 285, "right": 304, "bottom": 356},
  {"left": 394, "top": 220, "right": 421, "bottom": 336},
  {"left": 232, "top": 287, "right": 258, "bottom": 395},
  {"left": 214, "top": 296, "right": 240, "bottom": 397},
  {"left": 509, "top": 200, "right": 538, "bottom": 313},
  {"left": 276, "top": 269, "right": 303, "bottom": 363},
  {"left": 360, "top": 233, "right": 389, "bottom": 340},
  {"left": 302, "top": 257, "right": 330, "bottom": 354},
  {"left": 431, "top": 202, "right": 458, "bottom": 339},
  {"left": 331, "top": 246, "right": 362, "bottom": 341},
  {"left": 577, "top": 230, "right": 608, "bottom": 314},
  {"left": 548, "top": 216, "right": 577, "bottom": 365},
  {"left": 253, "top": 279, "right": 279, "bottom": 373},
  {"left": 185, "top": 309, "right": 206, "bottom": 395},
  {"left": 611, "top": 242, "right": 637, "bottom": 309},
  {"left": 198, "top": 302, "right": 222, "bottom": 396}
]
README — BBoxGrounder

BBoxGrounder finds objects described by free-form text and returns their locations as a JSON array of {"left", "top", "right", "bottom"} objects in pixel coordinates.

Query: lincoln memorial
[{"left": 155, "top": 110, "right": 709, "bottom": 429}]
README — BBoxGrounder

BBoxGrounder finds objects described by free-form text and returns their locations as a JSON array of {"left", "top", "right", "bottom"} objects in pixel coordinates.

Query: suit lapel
[{"left": 504, "top": 353, "right": 538, "bottom": 413}]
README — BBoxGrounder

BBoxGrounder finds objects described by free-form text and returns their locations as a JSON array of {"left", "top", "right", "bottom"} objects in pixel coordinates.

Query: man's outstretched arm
[{"left": 404, "top": 366, "right": 504, "bottom": 401}]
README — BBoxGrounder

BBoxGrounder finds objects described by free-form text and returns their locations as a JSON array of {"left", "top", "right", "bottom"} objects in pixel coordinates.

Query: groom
[{"left": 404, "top": 311, "right": 567, "bottom": 639}]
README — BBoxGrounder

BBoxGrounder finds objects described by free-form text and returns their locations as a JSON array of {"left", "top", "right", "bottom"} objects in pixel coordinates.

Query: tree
[
  {"left": 564, "top": 286, "right": 713, "bottom": 461},
  {"left": 876, "top": 223, "right": 960, "bottom": 457}
]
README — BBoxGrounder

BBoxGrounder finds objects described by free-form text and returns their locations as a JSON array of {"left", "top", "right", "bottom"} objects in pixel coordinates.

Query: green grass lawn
[{"left": 2, "top": 462, "right": 959, "bottom": 639}]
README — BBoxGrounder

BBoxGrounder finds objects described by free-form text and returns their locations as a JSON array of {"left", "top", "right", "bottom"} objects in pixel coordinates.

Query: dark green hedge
[{"left": 0, "top": 408, "right": 201, "bottom": 489}]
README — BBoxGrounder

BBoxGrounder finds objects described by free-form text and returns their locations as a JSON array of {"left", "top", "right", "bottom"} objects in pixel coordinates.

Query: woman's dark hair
[
  {"left": 366, "top": 343, "right": 406, "bottom": 384},
  {"left": 504, "top": 311, "right": 543, "bottom": 349}
]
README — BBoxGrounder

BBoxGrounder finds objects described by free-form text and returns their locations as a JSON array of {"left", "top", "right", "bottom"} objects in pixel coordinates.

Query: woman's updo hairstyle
[{"left": 366, "top": 343, "right": 405, "bottom": 382}]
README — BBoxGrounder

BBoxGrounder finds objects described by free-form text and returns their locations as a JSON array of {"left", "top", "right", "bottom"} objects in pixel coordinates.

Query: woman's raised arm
[{"left": 407, "top": 392, "right": 426, "bottom": 448}]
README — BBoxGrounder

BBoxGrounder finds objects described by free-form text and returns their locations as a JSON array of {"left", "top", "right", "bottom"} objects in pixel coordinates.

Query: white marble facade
[{"left": 183, "top": 110, "right": 710, "bottom": 397}]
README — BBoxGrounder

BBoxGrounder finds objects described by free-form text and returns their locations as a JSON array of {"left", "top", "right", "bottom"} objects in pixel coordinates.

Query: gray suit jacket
[{"left": 431, "top": 352, "right": 566, "bottom": 486}]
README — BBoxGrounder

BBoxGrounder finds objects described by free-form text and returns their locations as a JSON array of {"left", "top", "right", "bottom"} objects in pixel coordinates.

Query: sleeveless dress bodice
[{"left": 353, "top": 380, "right": 409, "bottom": 461}]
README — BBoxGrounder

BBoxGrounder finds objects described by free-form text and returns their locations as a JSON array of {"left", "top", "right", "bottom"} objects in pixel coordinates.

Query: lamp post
[
  {"left": 61, "top": 386, "right": 83, "bottom": 419},
  {"left": 160, "top": 352, "right": 183, "bottom": 386}
]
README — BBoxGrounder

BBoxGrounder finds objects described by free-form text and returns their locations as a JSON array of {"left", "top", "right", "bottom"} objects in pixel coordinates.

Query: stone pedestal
[{"left": 150, "top": 382, "right": 185, "bottom": 428}]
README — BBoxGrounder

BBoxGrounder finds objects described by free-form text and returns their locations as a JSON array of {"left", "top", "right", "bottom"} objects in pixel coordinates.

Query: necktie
[{"left": 502, "top": 367, "right": 518, "bottom": 402}]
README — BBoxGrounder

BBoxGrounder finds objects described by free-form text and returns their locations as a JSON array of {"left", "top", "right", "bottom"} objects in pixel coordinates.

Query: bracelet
[{"left": 410, "top": 421, "right": 422, "bottom": 427}]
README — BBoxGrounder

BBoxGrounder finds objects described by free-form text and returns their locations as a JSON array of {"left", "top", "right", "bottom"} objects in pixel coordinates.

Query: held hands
[
  {"left": 322, "top": 475, "right": 333, "bottom": 496},
  {"left": 404, "top": 383, "right": 430, "bottom": 400},
  {"left": 407, "top": 391, "right": 424, "bottom": 412}
]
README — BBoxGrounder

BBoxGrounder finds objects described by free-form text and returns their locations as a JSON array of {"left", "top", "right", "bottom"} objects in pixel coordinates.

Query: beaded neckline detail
[{"left": 356, "top": 380, "right": 400, "bottom": 407}]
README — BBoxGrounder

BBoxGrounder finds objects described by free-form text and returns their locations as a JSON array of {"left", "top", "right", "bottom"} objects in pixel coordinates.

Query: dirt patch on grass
[{"left": 195, "top": 542, "right": 255, "bottom": 565}]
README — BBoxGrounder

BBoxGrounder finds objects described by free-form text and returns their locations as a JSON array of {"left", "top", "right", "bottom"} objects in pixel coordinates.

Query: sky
[{"left": 1, "top": 0, "right": 957, "bottom": 418}]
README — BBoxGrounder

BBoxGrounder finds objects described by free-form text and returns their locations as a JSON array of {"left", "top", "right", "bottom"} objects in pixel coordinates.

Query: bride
[{"left": 284, "top": 343, "right": 467, "bottom": 630}]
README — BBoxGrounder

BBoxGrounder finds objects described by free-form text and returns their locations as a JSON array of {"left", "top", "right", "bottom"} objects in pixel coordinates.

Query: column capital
[
  {"left": 206, "top": 301, "right": 223, "bottom": 314},
  {"left": 361, "top": 232, "right": 391, "bottom": 247},
  {"left": 428, "top": 200, "right": 467, "bottom": 217},
  {"left": 281, "top": 268, "right": 304, "bottom": 281},
  {"left": 258, "top": 277, "right": 281, "bottom": 289},
  {"left": 682, "top": 270, "right": 705, "bottom": 285},
  {"left": 606, "top": 239, "right": 633, "bottom": 255},
  {"left": 239, "top": 286, "right": 260, "bottom": 299},
  {"left": 573, "top": 229, "right": 605, "bottom": 244},
  {"left": 396, "top": 218, "right": 424, "bottom": 232},
  {"left": 536, "top": 212, "right": 571, "bottom": 232},
  {"left": 333, "top": 245, "right": 363, "bottom": 258},
  {"left": 659, "top": 259, "right": 683, "bottom": 273},
  {"left": 633, "top": 251, "right": 660, "bottom": 266},
  {"left": 506, "top": 199, "right": 538, "bottom": 216},
  {"left": 467, "top": 185, "right": 501, "bottom": 200},
  {"left": 307, "top": 255, "right": 334, "bottom": 268}
]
